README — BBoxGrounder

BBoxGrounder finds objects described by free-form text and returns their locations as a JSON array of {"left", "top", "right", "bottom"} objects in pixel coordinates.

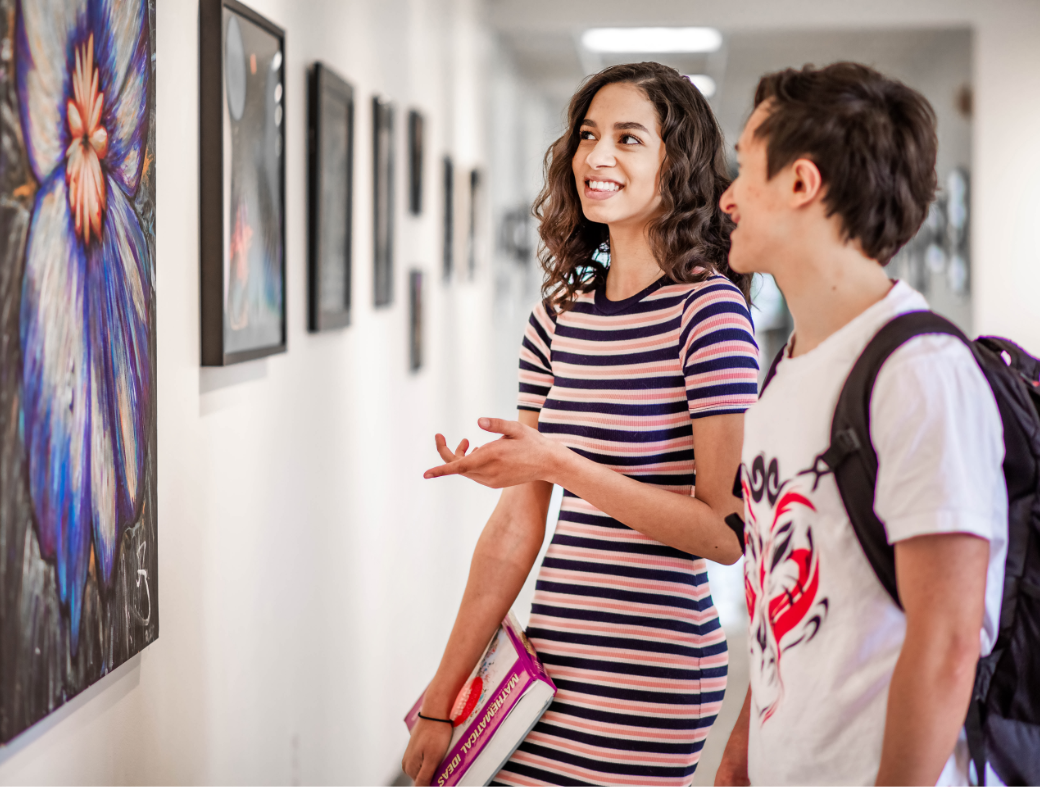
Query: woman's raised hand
[{"left": 424, "top": 418, "right": 562, "bottom": 488}]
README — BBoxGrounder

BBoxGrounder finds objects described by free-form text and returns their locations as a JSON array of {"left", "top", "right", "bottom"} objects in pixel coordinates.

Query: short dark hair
[{"left": 753, "top": 62, "right": 938, "bottom": 265}]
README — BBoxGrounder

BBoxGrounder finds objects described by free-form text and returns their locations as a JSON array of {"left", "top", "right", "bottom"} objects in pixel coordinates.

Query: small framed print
[
  {"left": 409, "top": 269, "right": 424, "bottom": 371},
  {"left": 373, "top": 96, "right": 395, "bottom": 307},
  {"left": 442, "top": 155, "right": 454, "bottom": 280},
  {"left": 408, "top": 110, "right": 424, "bottom": 216},
  {"left": 307, "top": 62, "right": 354, "bottom": 331},
  {"left": 200, "top": 0, "right": 287, "bottom": 365}
]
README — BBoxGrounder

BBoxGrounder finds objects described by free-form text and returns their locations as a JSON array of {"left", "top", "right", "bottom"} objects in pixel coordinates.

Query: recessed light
[
  {"left": 581, "top": 27, "right": 723, "bottom": 54},
  {"left": 685, "top": 74, "right": 716, "bottom": 98}
]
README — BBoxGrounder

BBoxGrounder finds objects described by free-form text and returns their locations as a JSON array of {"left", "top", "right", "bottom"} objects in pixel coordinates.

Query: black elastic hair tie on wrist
[{"left": 417, "top": 712, "right": 454, "bottom": 726}]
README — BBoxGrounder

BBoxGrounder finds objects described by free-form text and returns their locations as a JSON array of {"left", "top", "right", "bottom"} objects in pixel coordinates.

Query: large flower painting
[{"left": 0, "top": 0, "right": 157, "bottom": 743}]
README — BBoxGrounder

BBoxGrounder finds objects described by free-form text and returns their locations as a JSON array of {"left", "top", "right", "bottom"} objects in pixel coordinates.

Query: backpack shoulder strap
[{"left": 827, "top": 310, "right": 969, "bottom": 609}]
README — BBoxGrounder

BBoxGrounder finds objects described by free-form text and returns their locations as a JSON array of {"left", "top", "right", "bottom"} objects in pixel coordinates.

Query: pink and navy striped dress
[{"left": 495, "top": 275, "right": 759, "bottom": 786}]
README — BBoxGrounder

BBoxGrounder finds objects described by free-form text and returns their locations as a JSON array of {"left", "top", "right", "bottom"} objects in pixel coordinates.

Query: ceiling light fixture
[
  {"left": 581, "top": 27, "right": 723, "bottom": 54},
  {"left": 685, "top": 74, "right": 716, "bottom": 98}
]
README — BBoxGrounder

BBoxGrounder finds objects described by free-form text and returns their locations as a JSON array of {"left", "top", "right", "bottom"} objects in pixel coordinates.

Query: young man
[{"left": 715, "top": 63, "right": 1007, "bottom": 786}]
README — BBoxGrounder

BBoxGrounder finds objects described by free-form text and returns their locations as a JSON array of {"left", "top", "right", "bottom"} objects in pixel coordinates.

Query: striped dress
[{"left": 495, "top": 275, "right": 759, "bottom": 786}]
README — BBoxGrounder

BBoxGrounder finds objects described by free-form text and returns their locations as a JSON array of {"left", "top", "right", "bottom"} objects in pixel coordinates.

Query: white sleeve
[{"left": 870, "top": 334, "right": 1006, "bottom": 545}]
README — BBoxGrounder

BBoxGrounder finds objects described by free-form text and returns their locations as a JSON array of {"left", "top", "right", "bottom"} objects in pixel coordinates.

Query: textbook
[{"left": 404, "top": 613, "right": 557, "bottom": 786}]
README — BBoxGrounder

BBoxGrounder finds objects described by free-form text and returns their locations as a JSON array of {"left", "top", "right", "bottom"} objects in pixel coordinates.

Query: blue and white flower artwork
[{"left": 0, "top": 0, "right": 157, "bottom": 743}]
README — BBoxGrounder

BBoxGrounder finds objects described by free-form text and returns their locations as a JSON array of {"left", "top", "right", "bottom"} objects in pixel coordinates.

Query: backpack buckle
[{"left": 822, "top": 427, "right": 862, "bottom": 470}]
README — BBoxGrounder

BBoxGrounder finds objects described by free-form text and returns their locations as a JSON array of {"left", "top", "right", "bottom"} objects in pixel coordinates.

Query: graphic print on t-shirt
[{"left": 742, "top": 454, "right": 830, "bottom": 722}]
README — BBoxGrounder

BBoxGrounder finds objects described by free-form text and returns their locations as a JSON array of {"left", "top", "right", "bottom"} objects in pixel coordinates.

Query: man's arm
[
  {"left": 715, "top": 687, "right": 752, "bottom": 786},
  {"left": 875, "top": 532, "right": 988, "bottom": 786}
]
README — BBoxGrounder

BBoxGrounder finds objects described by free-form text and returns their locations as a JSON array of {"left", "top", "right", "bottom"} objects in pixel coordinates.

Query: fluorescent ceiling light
[
  {"left": 581, "top": 27, "right": 723, "bottom": 54},
  {"left": 685, "top": 74, "right": 716, "bottom": 98}
]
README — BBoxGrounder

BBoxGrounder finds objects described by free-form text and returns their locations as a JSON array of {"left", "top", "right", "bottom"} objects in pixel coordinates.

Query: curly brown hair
[{"left": 534, "top": 62, "right": 749, "bottom": 310}]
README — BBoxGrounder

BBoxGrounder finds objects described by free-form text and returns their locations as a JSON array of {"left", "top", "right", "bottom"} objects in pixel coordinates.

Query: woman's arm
[
  {"left": 403, "top": 411, "right": 552, "bottom": 786},
  {"left": 424, "top": 413, "right": 745, "bottom": 563}
]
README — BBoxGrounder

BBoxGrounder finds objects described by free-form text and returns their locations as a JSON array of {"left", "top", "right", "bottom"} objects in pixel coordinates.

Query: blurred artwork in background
[
  {"left": 890, "top": 166, "right": 971, "bottom": 299},
  {"left": 0, "top": 0, "right": 158, "bottom": 743},
  {"left": 409, "top": 269, "right": 423, "bottom": 371},
  {"left": 373, "top": 95, "right": 394, "bottom": 306},
  {"left": 221, "top": 3, "right": 284, "bottom": 356}
]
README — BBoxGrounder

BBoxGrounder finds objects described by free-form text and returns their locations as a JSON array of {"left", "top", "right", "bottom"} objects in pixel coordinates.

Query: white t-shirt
[{"left": 742, "top": 281, "right": 1007, "bottom": 786}]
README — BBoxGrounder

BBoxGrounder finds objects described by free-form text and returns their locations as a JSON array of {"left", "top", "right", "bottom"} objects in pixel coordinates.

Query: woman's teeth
[{"left": 588, "top": 180, "right": 620, "bottom": 192}]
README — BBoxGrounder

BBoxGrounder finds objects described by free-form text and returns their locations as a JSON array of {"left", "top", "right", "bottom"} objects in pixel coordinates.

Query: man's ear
[{"left": 790, "top": 158, "right": 823, "bottom": 207}]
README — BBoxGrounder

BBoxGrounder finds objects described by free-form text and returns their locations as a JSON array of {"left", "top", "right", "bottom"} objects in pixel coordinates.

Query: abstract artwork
[
  {"left": 200, "top": 0, "right": 285, "bottom": 365},
  {"left": 0, "top": 0, "right": 157, "bottom": 742},
  {"left": 308, "top": 62, "right": 353, "bottom": 332},
  {"left": 408, "top": 109, "right": 423, "bottom": 216},
  {"left": 409, "top": 269, "right": 423, "bottom": 371},
  {"left": 373, "top": 95, "right": 394, "bottom": 306}
]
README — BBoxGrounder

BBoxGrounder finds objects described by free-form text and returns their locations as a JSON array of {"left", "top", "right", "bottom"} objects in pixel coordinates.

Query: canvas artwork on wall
[
  {"left": 0, "top": 0, "right": 158, "bottom": 743},
  {"left": 200, "top": 0, "right": 286, "bottom": 365},
  {"left": 442, "top": 155, "right": 454, "bottom": 280},
  {"left": 409, "top": 270, "right": 424, "bottom": 371},
  {"left": 408, "top": 110, "right": 423, "bottom": 216},
  {"left": 373, "top": 96, "right": 394, "bottom": 306},
  {"left": 308, "top": 62, "right": 353, "bottom": 332}
]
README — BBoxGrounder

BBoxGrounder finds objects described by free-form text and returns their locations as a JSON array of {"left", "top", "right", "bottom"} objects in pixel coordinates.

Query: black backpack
[{"left": 752, "top": 311, "right": 1040, "bottom": 786}]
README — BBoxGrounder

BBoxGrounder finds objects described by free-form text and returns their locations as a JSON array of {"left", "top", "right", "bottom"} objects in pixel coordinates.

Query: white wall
[{"left": 0, "top": 0, "right": 507, "bottom": 783}]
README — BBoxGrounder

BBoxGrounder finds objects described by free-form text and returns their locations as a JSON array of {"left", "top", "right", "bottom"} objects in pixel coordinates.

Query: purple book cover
[{"left": 405, "top": 614, "right": 557, "bottom": 786}]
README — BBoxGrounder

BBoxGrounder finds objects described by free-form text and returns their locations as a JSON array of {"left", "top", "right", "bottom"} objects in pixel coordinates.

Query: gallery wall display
[
  {"left": 443, "top": 156, "right": 454, "bottom": 280},
  {"left": 200, "top": 0, "right": 286, "bottom": 365},
  {"left": 373, "top": 96, "right": 395, "bottom": 306},
  {"left": 0, "top": 0, "right": 158, "bottom": 743},
  {"left": 308, "top": 62, "right": 354, "bottom": 332},
  {"left": 408, "top": 110, "right": 424, "bottom": 216},
  {"left": 409, "top": 270, "right": 424, "bottom": 371}
]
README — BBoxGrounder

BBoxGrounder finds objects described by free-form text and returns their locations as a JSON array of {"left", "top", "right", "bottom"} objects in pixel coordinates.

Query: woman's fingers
[
  {"left": 415, "top": 753, "right": 437, "bottom": 787},
  {"left": 478, "top": 417, "right": 524, "bottom": 437},
  {"left": 424, "top": 460, "right": 465, "bottom": 479},
  {"left": 455, "top": 438, "right": 470, "bottom": 456}
]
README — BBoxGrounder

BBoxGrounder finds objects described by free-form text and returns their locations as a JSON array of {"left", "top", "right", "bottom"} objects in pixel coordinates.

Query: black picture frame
[
  {"left": 307, "top": 62, "right": 354, "bottom": 332},
  {"left": 442, "top": 155, "right": 454, "bottom": 280},
  {"left": 409, "top": 270, "right": 423, "bottom": 371},
  {"left": 408, "top": 110, "right": 423, "bottom": 215},
  {"left": 373, "top": 96, "right": 394, "bottom": 307},
  {"left": 200, "top": 0, "right": 287, "bottom": 365},
  {"left": 468, "top": 168, "right": 481, "bottom": 278}
]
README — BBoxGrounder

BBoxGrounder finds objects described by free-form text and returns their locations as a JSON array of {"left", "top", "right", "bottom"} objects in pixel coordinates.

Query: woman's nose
[{"left": 586, "top": 138, "right": 615, "bottom": 169}]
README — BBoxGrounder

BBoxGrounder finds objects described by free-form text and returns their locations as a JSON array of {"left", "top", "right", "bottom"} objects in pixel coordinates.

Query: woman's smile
[{"left": 583, "top": 178, "right": 624, "bottom": 199}]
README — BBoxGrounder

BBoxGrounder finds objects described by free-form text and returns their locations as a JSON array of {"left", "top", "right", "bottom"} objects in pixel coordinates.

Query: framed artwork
[
  {"left": 0, "top": 0, "right": 157, "bottom": 742},
  {"left": 200, "top": 0, "right": 286, "bottom": 365},
  {"left": 373, "top": 96, "right": 394, "bottom": 306},
  {"left": 467, "top": 169, "right": 481, "bottom": 278},
  {"left": 307, "top": 62, "right": 354, "bottom": 331},
  {"left": 408, "top": 110, "right": 424, "bottom": 215},
  {"left": 409, "top": 270, "right": 424, "bottom": 371},
  {"left": 443, "top": 156, "right": 454, "bottom": 280}
]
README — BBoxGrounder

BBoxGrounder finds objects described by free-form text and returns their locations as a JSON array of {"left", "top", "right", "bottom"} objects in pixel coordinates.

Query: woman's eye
[
  {"left": 579, "top": 130, "right": 596, "bottom": 141},
  {"left": 620, "top": 134, "right": 641, "bottom": 145}
]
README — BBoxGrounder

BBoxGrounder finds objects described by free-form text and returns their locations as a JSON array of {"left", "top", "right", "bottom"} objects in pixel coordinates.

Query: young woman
[{"left": 402, "top": 62, "right": 759, "bottom": 786}]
